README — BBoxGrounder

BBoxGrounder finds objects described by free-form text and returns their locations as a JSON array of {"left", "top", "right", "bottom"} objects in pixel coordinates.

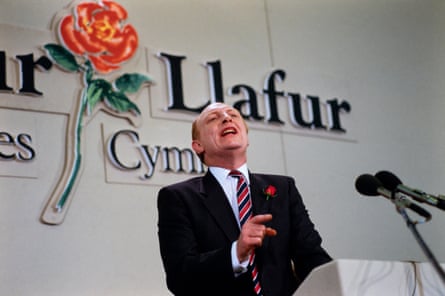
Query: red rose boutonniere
[{"left": 264, "top": 185, "right": 277, "bottom": 201}]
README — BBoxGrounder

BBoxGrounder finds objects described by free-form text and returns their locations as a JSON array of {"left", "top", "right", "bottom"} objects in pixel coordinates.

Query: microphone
[
  {"left": 355, "top": 173, "right": 391, "bottom": 197},
  {"left": 355, "top": 174, "right": 432, "bottom": 220},
  {"left": 375, "top": 171, "right": 445, "bottom": 211}
]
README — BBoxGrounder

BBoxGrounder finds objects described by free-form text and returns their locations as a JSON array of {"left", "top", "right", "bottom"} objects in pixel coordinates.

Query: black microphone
[
  {"left": 355, "top": 173, "right": 391, "bottom": 197},
  {"left": 375, "top": 171, "right": 445, "bottom": 211},
  {"left": 355, "top": 174, "right": 432, "bottom": 220}
]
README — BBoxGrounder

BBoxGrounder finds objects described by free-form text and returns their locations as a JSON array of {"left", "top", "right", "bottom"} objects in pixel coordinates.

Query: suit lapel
[
  {"left": 200, "top": 172, "right": 240, "bottom": 241},
  {"left": 249, "top": 173, "right": 274, "bottom": 252},
  {"left": 249, "top": 173, "right": 271, "bottom": 216},
  {"left": 198, "top": 172, "right": 276, "bottom": 249}
]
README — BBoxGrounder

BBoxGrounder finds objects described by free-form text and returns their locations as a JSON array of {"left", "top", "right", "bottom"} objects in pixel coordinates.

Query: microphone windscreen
[
  {"left": 375, "top": 171, "right": 402, "bottom": 191},
  {"left": 355, "top": 174, "right": 382, "bottom": 196}
]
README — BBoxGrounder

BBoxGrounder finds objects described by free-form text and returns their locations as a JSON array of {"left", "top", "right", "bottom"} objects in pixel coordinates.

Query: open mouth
[{"left": 221, "top": 127, "right": 237, "bottom": 136}]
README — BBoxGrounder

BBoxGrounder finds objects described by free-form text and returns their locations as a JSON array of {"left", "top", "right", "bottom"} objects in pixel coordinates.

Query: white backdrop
[{"left": 1, "top": 0, "right": 444, "bottom": 295}]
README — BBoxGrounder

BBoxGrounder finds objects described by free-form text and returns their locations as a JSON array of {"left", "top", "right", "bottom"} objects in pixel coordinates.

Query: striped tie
[{"left": 230, "top": 170, "right": 262, "bottom": 296}]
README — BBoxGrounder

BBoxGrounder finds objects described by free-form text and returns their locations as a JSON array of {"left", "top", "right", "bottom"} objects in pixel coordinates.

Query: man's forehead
[{"left": 201, "top": 104, "right": 237, "bottom": 117}]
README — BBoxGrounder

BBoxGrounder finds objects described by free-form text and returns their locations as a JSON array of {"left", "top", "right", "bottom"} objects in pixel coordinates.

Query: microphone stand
[{"left": 393, "top": 193, "right": 445, "bottom": 285}]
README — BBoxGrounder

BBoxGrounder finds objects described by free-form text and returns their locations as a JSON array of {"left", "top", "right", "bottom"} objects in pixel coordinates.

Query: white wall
[{"left": 1, "top": 0, "right": 444, "bottom": 295}]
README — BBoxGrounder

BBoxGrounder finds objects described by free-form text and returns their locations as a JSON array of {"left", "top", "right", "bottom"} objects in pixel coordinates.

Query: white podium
[{"left": 294, "top": 259, "right": 445, "bottom": 296}]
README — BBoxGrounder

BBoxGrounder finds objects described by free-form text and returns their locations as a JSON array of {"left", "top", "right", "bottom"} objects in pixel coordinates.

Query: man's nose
[{"left": 222, "top": 112, "right": 232, "bottom": 123}]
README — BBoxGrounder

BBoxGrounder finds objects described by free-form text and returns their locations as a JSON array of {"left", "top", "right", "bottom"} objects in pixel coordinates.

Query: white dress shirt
[{"left": 208, "top": 164, "right": 250, "bottom": 275}]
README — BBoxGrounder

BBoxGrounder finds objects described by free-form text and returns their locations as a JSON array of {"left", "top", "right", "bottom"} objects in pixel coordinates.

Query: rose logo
[
  {"left": 41, "top": 0, "right": 151, "bottom": 225},
  {"left": 59, "top": 0, "right": 138, "bottom": 74}
]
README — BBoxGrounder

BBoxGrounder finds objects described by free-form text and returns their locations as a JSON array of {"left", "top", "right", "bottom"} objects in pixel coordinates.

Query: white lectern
[{"left": 294, "top": 259, "right": 445, "bottom": 296}]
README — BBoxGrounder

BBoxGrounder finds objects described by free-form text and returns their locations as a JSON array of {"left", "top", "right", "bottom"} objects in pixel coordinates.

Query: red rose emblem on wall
[
  {"left": 42, "top": 1, "right": 151, "bottom": 225},
  {"left": 59, "top": 0, "right": 138, "bottom": 73}
]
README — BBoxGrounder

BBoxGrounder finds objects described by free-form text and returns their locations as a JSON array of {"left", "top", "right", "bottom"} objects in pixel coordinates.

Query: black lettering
[
  {"left": 263, "top": 70, "right": 286, "bottom": 124},
  {"left": 0, "top": 132, "right": 15, "bottom": 159},
  {"left": 162, "top": 147, "right": 198, "bottom": 173},
  {"left": 16, "top": 54, "right": 52, "bottom": 96},
  {"left": 206, "top": 60, "right": 225, "bottom": 103},
  {"left": 16, "top": 133, "right": 35, "bottom": 160},
  {"left": 0, "top": 51, "right": 13, "bottom": 92},
  {"left": 107, "top": 130, "right": 141, "bottom": 170},
  {"left": 326, "top": 99, "right": 351, "bottom": 132},
  {"left": 158, "top": 52, "right": 208, "bottom": 113},
  {"left": 230, "top": 84, "right": 264, "bottom": 121},
  {"left": 288, "top": 93, "right": 326, "bottom": 129},
  {"left": 140, "top": 145, "right": 160, "bottom": 178}
]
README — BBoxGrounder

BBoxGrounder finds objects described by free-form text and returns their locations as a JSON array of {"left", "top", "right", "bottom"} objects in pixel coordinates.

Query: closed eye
[
  {"left": 206, "top": 115, "right": 217, "bottom": 123},
  {"left": 228, "top": 111, "right": 240, "bottom": 118}
]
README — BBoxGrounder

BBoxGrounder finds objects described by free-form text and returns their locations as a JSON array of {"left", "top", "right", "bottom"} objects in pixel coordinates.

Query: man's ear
[{"left": 192, "top": 140, "right": 203, "bottom": 154}]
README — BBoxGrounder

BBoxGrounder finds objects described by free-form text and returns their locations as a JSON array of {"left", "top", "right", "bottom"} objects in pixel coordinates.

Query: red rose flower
[
  {"left": 264, "top": 185, "right": 277, "bottom": 200},
  {"left": 59, "top": 0, "right": 138, "bottom": 73}
]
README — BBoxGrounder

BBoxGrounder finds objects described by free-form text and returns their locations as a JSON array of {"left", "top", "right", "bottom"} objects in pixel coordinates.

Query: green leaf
[
  {"left": 86, "top": 79, "right": 111, "bottom": 112},
  {"left": 115, "top": 73, "right": 152, "bottom": 94},
  {"left": 104, "top": 90, "right": 141, "bottom": 114},
  {"left": 44, "top": 43, "right": 80, "bottom": 72}
]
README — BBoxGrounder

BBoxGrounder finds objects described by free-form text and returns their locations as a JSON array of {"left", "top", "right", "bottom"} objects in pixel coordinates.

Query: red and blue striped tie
[{"left": 230, "top": 170, "right": 262, "bottom": 296}]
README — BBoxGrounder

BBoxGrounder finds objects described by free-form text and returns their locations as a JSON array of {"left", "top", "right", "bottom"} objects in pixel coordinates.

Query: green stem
[{"left": 55, "top": 89, "right": 87, "bottom": 211}]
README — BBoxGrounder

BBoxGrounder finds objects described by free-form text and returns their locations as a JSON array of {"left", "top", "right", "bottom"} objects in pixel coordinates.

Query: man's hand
[{"left": 236, "top": 214, "right": 277, "bottom": 262}]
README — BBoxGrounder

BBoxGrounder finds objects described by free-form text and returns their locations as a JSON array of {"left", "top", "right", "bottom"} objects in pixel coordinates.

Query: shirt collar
[{"left": 209, "top": 163, "right": 249, "bottom": 184}]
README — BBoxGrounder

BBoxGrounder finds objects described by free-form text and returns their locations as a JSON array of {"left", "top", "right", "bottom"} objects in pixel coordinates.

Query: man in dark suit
[{"left": 157, "top": 103, "right": 332, "bottom": 296}]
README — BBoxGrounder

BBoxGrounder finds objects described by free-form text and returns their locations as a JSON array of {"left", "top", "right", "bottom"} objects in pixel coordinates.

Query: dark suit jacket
[{"left": 157, "top": 171, "right": 332, "bottom": 296}]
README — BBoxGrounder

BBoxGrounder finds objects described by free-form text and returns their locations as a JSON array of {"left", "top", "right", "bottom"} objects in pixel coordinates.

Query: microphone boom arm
[
  {"left": 391, "top": 191, "right": 445, "bottom": 285},
  {"left": 392, "top": 192, "right": 431, "bottom": 223}
]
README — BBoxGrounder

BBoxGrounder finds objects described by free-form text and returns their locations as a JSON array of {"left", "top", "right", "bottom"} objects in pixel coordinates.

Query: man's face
[{"left": 192, "top": 103, "right": 249, "bottom": 163}]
